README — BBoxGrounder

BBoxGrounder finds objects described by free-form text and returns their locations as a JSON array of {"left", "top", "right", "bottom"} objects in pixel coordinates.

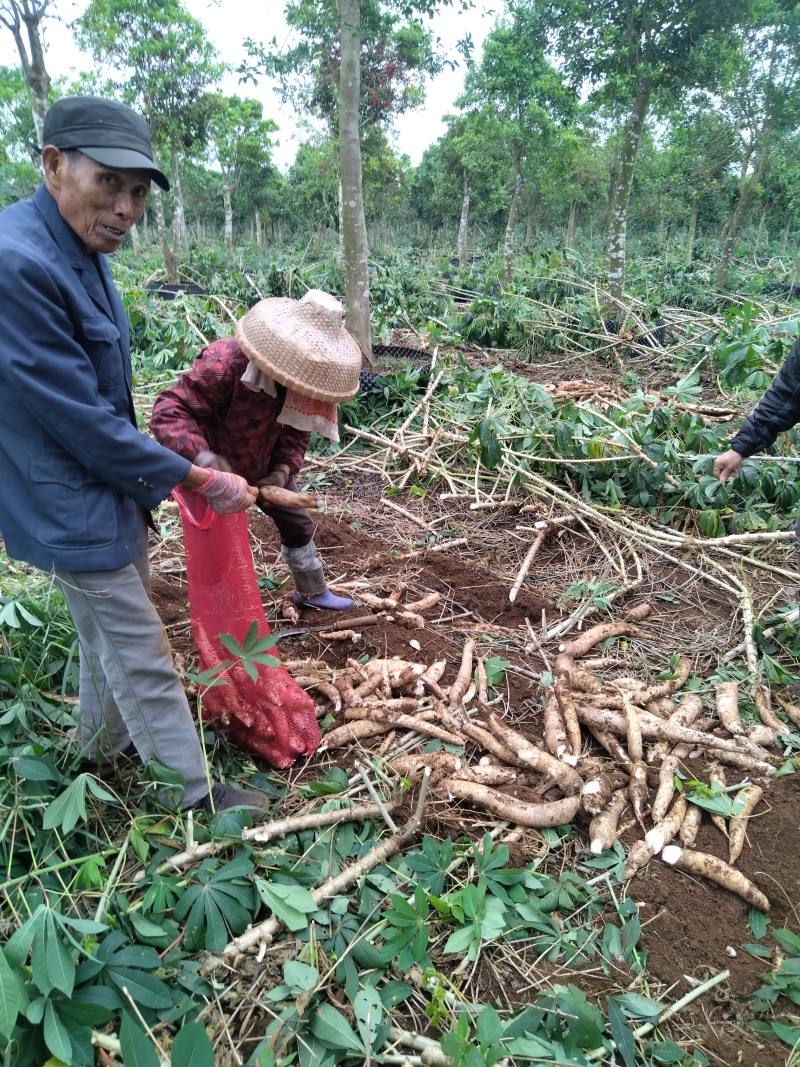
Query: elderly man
[{"left": 0, "top": 95, "right": 268, "bottom": 815}]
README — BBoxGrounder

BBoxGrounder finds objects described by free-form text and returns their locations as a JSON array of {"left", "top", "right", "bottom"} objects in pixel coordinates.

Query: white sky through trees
[{"left": 0, "top": 0, "right": 496, "bottom": 169}]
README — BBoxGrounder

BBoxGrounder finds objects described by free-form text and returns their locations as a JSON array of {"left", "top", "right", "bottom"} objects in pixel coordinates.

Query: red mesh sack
[{"left": 172, "top": 486, "right": 319, "bottom": 767}]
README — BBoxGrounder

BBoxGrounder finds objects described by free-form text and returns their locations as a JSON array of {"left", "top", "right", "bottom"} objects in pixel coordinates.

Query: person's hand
[
  {"left": 713, "top": 449, "right": 745, "bottom": 482},
  {"left": 196, "top": 468, "right": 258, "bottom": 513},
  {"left": 258, "top": 469, "right": 289, "bottom": 489},
  {"left": 194, "top": 449, "right": 232, "bottom": 473}
]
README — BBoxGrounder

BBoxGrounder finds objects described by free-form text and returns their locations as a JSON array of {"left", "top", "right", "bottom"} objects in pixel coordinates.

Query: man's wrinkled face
[{"left": 42, "top": 148, "right": 150, "bottom": 254}]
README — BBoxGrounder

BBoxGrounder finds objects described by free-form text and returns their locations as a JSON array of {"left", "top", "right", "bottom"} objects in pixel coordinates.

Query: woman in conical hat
[{"left": 150, "top": 290, "right": 362, "bottom": 609}]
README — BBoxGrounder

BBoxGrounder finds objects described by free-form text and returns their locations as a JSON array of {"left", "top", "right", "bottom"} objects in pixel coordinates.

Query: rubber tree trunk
[
  {"left": 255, "top": 209, "right": 262, "bottom": 246},
  {"left": 2, "top": 0, "right": 51, "bottom": 153},
  {"left": 754, "top": 202, "right": 768, "bottom": 257},
  {"left": 457, "top": 168, "right": 472, "bottom": 268},
  {"left": 604, "top": 80, "right": 652, "bottom": 309},
  {"left": 337, "top": 0, "right": 372, "bottom": 362},
  {"left": 503, "top": 147, "right": 523, "bottom": 285},
  {"left": 566, "top": 199, "right": 577, "bottom": 251},
  {"left": 170, "top": 148, "right": 189, "bottom": 255},
  {"left": 153, "top": 187, "right": 179, "bottom": 283},
  {"left": 716, "top": 130, "right": 771, "bottom": 289},
  {"left": 781, "top": 219, "right": 790, "bottom": 257},
  {"left": 685, "top": 198, "right": 698, "bottom": 266},
  {"left": 222, "top": 174, "right": 234, "bottom": 257},
  {"left": 130, "top": 221, "right": 140, "bottom": 256}
]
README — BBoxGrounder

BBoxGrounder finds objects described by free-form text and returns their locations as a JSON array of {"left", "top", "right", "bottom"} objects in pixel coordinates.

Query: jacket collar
[{"left": 32, "top": 183, "right": 115, "bottom": 320}]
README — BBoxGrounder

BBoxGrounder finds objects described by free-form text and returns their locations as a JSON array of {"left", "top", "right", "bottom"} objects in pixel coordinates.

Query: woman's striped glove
[{"left": 195, "top": 468, "right": 254, "bottom": 514}]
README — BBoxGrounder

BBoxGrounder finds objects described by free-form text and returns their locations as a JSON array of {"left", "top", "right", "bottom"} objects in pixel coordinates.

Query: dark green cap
[{"left": 43, "top": 95, "right": 169, "bottom": 190}]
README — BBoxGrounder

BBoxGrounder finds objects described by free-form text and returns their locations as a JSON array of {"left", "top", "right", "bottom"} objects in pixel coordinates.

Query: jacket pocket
[
  {"left": 82, "top": 317, "right": 120, "bottom": 344},
  {"left": 81, "top": 317, "right": 123, "bottom": 392},
  {"left": 29, "top": 454, "right": 118, "bottom": 549}
]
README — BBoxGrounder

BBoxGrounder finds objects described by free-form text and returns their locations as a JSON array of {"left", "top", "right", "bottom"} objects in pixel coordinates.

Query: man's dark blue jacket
[
  {"left": 730, "top": 337, "right": 800, "bottom": 460},
  {"left": 0, "top": 184, "right": 190, "bottom": 571}
]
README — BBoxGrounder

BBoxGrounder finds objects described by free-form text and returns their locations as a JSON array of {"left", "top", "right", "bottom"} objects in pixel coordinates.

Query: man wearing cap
[
  {"left": 150, "top": 290, "right": 362, "bottom": 609},
  {"left": 0, "top": 95, "right": 271, "bottom": 816}
]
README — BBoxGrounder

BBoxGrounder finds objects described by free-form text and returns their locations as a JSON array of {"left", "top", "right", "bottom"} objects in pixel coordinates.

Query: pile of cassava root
[{"left": 284, "top": 601, "right": 798, "bottom": 914}]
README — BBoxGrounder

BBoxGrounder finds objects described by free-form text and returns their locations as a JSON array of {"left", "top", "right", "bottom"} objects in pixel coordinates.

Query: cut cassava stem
[
  {"left": 728, "top": 784, "right": 764, "bottom": 864},
  {"left": 660, "top": 845, "right": 770, "bottom": 912},
  {"left": 221, "top": 778, "right": 430, "bottom": 957},
  {"left": 509, "top": 527, "right": 548, "bottom": 602},
  {"left": 589, "top": 789, "right": 629, "bottom": 854},
  {"left": 135, "top": 801, "right": 400, "bottom": 882}
]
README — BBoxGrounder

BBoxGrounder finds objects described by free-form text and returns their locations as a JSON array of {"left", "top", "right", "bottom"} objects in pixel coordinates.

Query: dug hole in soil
[{"left": 150, "top": 486, "right": 800, "bottom": 1067}]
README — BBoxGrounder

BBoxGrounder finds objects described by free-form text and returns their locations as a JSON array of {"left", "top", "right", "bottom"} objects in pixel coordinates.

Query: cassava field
[{"left": 3, "top": 243, "right": 800, "bottom": 1067}]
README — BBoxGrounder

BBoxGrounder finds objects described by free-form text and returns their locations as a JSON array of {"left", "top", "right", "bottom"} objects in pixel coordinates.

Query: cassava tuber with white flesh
[
  {"left": 589, "top": 789, "right": 629, "bottom": 854},
  {"left": 624, "top": 794, "right": 687, "bottom": 879},
  {"left": 661, "top": 845, "right": 770, "bottom": 912},
  {"left": 581, "top": 770, "right": 631, "bottom": 815}
]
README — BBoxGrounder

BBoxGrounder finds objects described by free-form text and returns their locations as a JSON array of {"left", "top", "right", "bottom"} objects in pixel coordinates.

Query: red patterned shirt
[{"left": 148, "top": 337, "right": 310, "bottom": 483}]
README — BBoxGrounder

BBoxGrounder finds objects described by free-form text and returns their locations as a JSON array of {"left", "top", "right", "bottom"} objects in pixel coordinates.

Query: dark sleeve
[
  {"left": 271, "top": 424, "right": 312, "bottom": 475},
  {"left": 149, "top": 339, "right": 238, "bottom": 461},
  {"left": 729, "top": 337, "right": 800, "bottom": 457}
]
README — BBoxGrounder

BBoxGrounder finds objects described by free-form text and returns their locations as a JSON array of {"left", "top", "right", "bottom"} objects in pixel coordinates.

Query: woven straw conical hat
[{"left": 235, "top": 290, "right": 362, "bottom": 402}]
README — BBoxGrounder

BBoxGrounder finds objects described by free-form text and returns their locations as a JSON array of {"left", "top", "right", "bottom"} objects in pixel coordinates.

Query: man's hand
[
  {"left": 195, "top": 469, "right": 258, "bottom": 513},
  {"left": 713, "top": 449, "right": 745, "bottom": 482},
  {"left": 194, "top": 449, "right": 232, "bottom": 473}
]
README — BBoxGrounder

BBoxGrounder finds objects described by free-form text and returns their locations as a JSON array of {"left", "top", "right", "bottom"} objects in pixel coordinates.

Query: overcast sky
[{"left": 0, "top": 0, "right": 498, "bottom": 170}]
